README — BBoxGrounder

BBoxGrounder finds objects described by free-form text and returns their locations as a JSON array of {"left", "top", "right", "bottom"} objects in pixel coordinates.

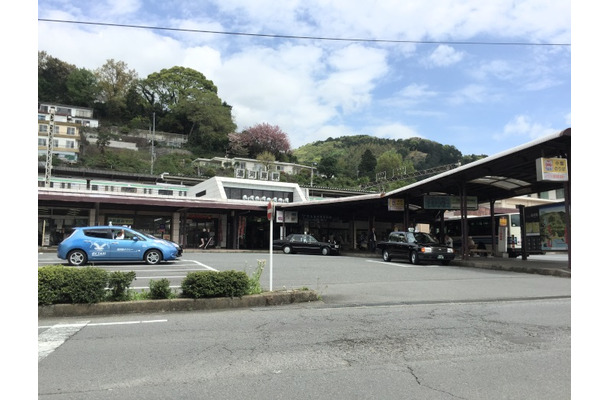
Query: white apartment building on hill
[{"left": 38, "top": 102, "right": 99, "bottom": 163}]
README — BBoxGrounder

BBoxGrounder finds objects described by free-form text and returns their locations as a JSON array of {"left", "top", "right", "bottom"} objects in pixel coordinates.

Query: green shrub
[
  {"left": 181, "top": 270, "right": 249, "bottom": 299},
  {"left": 39, "top": 265, "right": 72, "bottom": 305},
  {"left": 246, "top": 260, "right": 265, "bottom": 295},
  {"left": 106, "top": 271, "right": 137, "bottom": 302},
  {"left": 149, "top": 278, "right": 173, "bottom": 299},
  {"left": 38, "top": 265, "right": 108, "bottom": 305}
]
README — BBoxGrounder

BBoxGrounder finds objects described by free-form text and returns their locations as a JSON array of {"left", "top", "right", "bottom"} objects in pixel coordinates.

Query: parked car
[
  {"left": 273, "top": 234, "right": 340, "bottom": 256},
  {"left": 57, "top": 226, "right": 182, "bottom": 266},
  {"left": 376, "top": 230, "right": 455, "bottom": 265}
]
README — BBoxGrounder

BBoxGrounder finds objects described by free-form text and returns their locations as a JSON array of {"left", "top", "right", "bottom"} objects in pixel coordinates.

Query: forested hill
[{"left": 292, "top": 135, "right": 485, "bottom": 181}]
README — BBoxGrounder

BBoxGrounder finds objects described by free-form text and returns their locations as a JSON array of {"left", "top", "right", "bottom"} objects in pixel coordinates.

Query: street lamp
[{"left": 44, "top": 106, "right": 56, "bottom": 187}]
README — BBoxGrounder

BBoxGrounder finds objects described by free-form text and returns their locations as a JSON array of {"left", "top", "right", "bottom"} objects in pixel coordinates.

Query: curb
[
  {"left": 452, "top": 260, "right": 571, "bottom": 278},
  {"left": 38, "top": 290, "right": 320, "bottom": 318}
]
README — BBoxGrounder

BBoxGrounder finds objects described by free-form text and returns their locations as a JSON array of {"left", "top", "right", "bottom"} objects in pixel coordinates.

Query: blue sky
[{"left": 37, "top": 0, "right": 571, "bottom": 156}]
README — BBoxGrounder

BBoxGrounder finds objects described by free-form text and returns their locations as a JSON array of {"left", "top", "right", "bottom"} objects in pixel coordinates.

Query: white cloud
[
  {"left": 370, "top": 123, "right": 421, "bottom": 141},
  {"left": 426, "top": 45, "right": 464, "bottom": 67},
  {"left": 448, "top": 84, "right": 494, "bottom": 105},
  {"left": 495, "top": 115, "right": 557, "bottom": 141}
]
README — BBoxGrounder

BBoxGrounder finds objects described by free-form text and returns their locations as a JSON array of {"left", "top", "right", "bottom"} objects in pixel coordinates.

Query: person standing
[
  {"left": 368, "top": 227, "right": 377, "bottom": 252},
  {"left": 199, "top": 228, "right": 210, "bottom": 248}
]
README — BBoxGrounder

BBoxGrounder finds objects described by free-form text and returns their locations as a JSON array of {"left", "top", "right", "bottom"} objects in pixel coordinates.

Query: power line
[{"left": 38, "top": 19, "right": 571, "bottom": 47}]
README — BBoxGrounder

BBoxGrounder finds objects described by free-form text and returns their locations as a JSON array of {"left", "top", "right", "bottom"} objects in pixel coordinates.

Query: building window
[
  {"left": 38, "top": 138, "right": 47, "bottom": 146},
  {"left": 158, "top": 189, "right": 174, "bottom": 196},
  {"left": 67, "top": 127, "right": 76, "bottom": 135},
  {"left": 65, "top": 141, "right": 75, "bottom": 149},
  {"left": 39, "top": 125, "right": 48, "bottom": 133}
]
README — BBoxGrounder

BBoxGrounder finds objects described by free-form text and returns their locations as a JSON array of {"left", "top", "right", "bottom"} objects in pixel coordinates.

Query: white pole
[{"left": 269, "top": 203, "right": 274, "bottom": 291}]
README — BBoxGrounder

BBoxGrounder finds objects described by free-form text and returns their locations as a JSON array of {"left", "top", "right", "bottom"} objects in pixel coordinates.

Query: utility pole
[
  {"left": 150, "top": 112, "right": 155, "bottom": 174},
  {"left": 310, "top": 162, "right": 317, "bottom": 186},
  {"left": 44, "top": 106, "right": 56, "bottom": 187}
]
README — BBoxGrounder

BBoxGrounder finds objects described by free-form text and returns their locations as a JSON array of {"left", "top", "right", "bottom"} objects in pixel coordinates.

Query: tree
[
  {"left": 256, "top": 151, "right": 276, "bottom": 171},
  {"left": 95, "top": 59, "right": 139, "bottom": 122},
  {"left": 95, "top": 59, "right": 139, "bottom": 103},
  {"left": 38, "top": 51, "right": 77, "bottom": 102},
  {"left": 66, "top": 68, "right": 99, "bottom": 107},
  {"left": 139, "top": 66, "right": 236, "bottom": 155},
  {"left": 375, "top": 150, "right": 403, "bottom": 178},
  {"left": 229, "top": 123, "right": 291, "bottom": 159},
  {"left": 358, "top": 149, "right": 377, "bottom": 180},
  {"left": 318, "top": 155, "right": 338, "bottom": 178},
  {"left": 96, "top": 130, "right": 114, "bottom": 154}
]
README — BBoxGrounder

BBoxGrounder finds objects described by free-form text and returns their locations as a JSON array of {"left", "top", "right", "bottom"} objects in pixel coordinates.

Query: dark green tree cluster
[{"left": 38, "top": 52, "right": 236, "bottom": 157}]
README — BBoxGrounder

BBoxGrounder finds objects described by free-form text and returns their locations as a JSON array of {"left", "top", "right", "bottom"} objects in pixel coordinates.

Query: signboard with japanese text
[
  {"left": 423, "top": 195, "right": 478, "bottom": 210},
  {"left": 536, "top": 157, "right": 568, "bottom": 181},
  {"left": 276, "top": 210, "right": 298, "bottom": 223},
  {"left": 388, "top": 198, "right": 404, "bottom": 211}
]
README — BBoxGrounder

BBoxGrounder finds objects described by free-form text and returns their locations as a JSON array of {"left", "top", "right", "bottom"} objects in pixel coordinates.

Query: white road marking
[
  {"left": 366, "top": 260, "right": 442, "bottom": 268},
  {"left": 39, "top": 319, "right": 168, "bottom": 359},
  {"left": 38, "top": 321, "right": 89, "bottom": 362},
  {"left": 180, "top": 260, "right": 218, "bottom": 271},
  {"left": 38, "top": 319, "right": 167, "bottom": 330}
]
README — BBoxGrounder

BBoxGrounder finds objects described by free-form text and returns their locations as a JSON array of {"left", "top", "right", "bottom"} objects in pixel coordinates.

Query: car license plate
[{"left": 437, "top": 255, "right": 444, "bottom": 259}]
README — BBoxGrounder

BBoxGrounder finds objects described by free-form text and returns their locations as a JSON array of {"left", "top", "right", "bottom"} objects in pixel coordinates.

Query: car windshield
[{"left": 414, "top": 232, "right": 438, "bottom": 244}]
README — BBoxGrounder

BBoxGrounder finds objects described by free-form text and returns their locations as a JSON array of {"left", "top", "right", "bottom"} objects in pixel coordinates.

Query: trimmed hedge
[
  {"left": 38, "top": 265, "right": 109, "bottom": 305},
  {"left": 181, "top": 270, "right": 249, "bottom": 299},
  {"left": 39, "top": 266, "right": 253, "bottom": 305}
]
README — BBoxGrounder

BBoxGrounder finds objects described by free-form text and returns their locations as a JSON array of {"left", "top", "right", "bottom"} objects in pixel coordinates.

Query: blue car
[{"left": 57, "top": 226, "right": 182, "bottom": 266}]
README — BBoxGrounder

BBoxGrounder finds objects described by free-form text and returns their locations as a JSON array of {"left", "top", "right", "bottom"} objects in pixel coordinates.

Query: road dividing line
[{"left": 38, "top": 321, "right": 89, "bottom": 362}]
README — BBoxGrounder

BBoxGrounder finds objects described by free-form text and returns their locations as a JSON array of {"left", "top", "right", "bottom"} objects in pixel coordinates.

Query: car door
[
  {"left": 109, "top": 228, "right": 145, "bottom": 260},
  {"left": 82, "top": 228, "right": 113, "bottom": 261},
  {"left": 303, "top": 235, "right": 320, "bottom": 254},
  {"left": 290, "top": 234, "right": 309, "bottom": 253}
]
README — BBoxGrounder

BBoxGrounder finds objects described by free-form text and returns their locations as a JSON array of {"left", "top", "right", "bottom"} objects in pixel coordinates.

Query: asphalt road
[{"left": 37, "top": 252, "right": 572, "bottom": 399}]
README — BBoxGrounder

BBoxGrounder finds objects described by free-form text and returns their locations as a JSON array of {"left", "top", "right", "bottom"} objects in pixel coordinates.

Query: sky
[{"left": 36, "top": 0, "right": 571, "bottom": 157}]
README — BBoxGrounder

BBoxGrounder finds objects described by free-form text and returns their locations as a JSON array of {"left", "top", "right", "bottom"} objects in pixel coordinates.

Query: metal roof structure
[{"left": 276, "top": 128, "right": 571, "bottom": 224}]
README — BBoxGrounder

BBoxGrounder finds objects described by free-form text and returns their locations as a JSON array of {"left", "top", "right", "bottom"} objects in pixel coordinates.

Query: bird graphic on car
[{"left": 85, "top": 241, "right": 109, "bottom": 256}]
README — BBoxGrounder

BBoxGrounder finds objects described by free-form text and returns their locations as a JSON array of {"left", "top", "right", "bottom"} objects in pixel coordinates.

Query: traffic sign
[{"left": 267, "top": 201, "right": 273, "bottom": 221}]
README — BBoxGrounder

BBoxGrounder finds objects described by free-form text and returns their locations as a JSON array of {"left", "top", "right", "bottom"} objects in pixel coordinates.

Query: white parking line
[{"left": 367, "top": 260, "right": 442, "bottom": 268}]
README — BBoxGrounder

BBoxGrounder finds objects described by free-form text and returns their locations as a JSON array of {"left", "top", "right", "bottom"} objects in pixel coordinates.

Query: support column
[
  {"left": 490, "top": 200, "right": 497, "bottom": 256},
  {"left": 460, "top": 183, "right": 469, "bottom": 259},
  {"left": 172, "top": 212, "right": 180, "bottom": 243}
]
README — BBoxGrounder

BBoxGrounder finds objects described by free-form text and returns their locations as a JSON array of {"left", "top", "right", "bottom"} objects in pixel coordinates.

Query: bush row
[{"left": 39, "top": 263, "right": 265, "bottom": 305}]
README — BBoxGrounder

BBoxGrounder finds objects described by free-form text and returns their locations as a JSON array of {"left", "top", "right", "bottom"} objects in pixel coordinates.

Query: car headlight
[
  {"left": 447, "top": 248, "right": 454, "bottom": 253},
  {"left": 421, "top": 247, "right": 432, "bottom": 253}
]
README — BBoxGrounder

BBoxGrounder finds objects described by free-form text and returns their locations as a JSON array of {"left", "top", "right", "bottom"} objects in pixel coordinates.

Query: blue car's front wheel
[
  {"left": 68, "top": 250, "right": 87, "bottom": 266},
  {"left": 144, "top": 249, "right": 162, "bottom": 265}
]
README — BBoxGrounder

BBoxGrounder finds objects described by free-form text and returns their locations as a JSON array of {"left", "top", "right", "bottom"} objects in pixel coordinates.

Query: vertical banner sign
[{"left": 267, "top": 201, "right": 274, "bottom": 291}]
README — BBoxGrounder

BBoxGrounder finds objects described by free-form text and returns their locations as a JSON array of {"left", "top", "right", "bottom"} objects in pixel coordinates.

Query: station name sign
[
  {"left": 536, "top": 157, "right": 568, "bottom": 181},
  {"left": 423, "top": 195, "right": 478, "bottom": 210}
]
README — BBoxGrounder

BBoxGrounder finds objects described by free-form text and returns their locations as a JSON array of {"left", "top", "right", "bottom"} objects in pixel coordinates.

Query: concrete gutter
[{"left": 38, "top": 290, "right": 320, "bottom": 318}]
